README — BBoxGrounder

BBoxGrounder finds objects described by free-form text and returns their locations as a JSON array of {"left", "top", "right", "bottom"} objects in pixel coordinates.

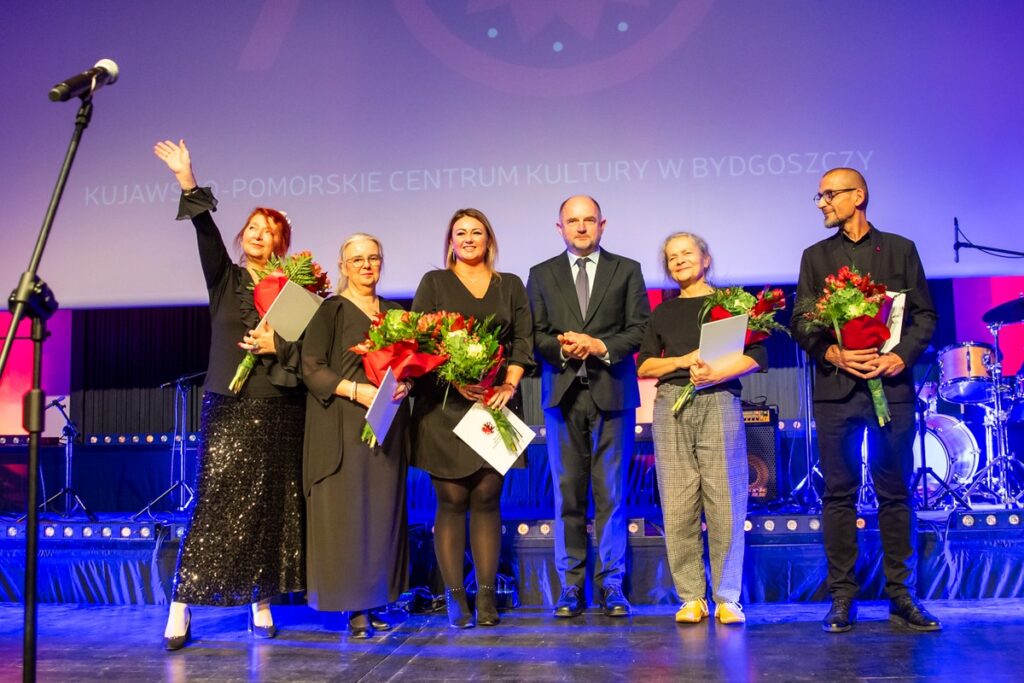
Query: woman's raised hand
[{"left": 153, "top": 139, "right": 197, "bottom": 190}]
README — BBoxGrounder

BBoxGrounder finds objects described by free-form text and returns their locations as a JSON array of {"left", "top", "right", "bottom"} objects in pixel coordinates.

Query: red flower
[
  {"left": 482, "top": 422, "right": 495, "bottom": 435},
  {"left": 840, "top": 315, "right": 890, "bottom": 350}
]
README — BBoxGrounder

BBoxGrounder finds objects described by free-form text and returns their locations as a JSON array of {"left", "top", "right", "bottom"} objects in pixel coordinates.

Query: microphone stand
[
  {"left": 0, "top": 96, "right": 94, "bottom": 683},
  {"left": 954, "top": 221, "right": 1024, "bottom": 261}
]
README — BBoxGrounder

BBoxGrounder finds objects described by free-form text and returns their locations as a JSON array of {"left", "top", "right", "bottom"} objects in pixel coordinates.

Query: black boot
[
  {"left": 446, "top": 586, "right": 475, "bottom": 629},
  {"left": 476, "top": 584, "right": 500, "bottom": 626}
]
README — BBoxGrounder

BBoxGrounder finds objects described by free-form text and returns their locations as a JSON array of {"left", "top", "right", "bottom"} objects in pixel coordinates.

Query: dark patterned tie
[{"left": 575, "top": 257, "right": 590, "bottom": 318}]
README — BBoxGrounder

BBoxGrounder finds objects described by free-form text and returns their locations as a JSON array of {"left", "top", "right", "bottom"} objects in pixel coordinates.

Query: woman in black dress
[
  {"left": 302, "top": 233, "right": 411, "bottom": 639},
  {"left": 154, "top": 140, "right": 305, "bottom": 649},
  {"left": 637, "top": 232, "right": 766, "bottom": 626},
  {"left": 411, "top": 208, "right": 534, "bottom": 628}
]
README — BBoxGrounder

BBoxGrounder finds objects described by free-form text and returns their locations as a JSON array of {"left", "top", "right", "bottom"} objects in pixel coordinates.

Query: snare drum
[
  {"left": 937, "top": 342, "right": 995, "bottom": 404},
  {"left": 912, "top": 413, "right": 979, "bottom": 498}
]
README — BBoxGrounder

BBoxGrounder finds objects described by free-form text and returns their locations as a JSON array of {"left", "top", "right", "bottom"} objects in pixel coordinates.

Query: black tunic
[
  {"left": 170, "top": 188, "right": 305, "bottom": 606},
  {"left": 637, "top": 295, "right": 768, "bottom": 396},
  {"left": 410, "top": 270, "right": 534, "bottom": 479},
  {"left": 301, "top": 296, "right": 409, "bottom": 611}
]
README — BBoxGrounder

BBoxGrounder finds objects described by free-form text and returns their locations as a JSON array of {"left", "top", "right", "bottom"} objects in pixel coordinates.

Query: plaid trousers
[{"left": 652, "top": 385, "right": 748, "bottom": 603}]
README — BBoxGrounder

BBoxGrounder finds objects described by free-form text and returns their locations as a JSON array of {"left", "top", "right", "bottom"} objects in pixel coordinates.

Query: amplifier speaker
[{"left": 743, "top": 405, "right": 784, "bottom": 504}]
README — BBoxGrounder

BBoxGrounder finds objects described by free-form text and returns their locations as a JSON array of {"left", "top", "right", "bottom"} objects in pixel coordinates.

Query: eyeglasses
[
  {"left": 813, "top": 188, "right": 857, "bottom": 204},
  {"left": 346, "top": 255, "right": 382, "bottom": 268}
]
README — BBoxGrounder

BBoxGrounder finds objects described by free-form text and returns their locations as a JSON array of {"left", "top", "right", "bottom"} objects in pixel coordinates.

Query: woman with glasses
[
  {"left": 410, "top": 208, "right": 534, "bottom": 628},
  {"left": 302, "top": 234, "right": 411, "bottom": 639}
]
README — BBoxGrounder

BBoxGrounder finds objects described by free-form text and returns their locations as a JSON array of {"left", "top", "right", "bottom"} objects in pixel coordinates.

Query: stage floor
[{"left": 1, "top": 599, "right": 1020, "bottom": 682}]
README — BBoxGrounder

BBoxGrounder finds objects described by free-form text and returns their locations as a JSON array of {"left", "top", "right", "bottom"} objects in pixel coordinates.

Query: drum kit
[{"left": 913, "top": 295, "right": 1024, "bottom": 509}]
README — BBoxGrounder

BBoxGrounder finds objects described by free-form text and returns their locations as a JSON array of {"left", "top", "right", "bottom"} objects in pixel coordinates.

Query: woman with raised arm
[{"left": 154, "top": 139, "right": 304, "bottom": 650}]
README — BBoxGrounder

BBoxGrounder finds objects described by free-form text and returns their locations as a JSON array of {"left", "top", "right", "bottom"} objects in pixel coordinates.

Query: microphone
[
  {"left": 48, "top": 59, "right": 119, "bottom": 102},
  {"left": 45, "top": 396, "right": 66, "bottom": 409},
  {"left": 954, "top": 217, "right": 960, "bottom": 263}
]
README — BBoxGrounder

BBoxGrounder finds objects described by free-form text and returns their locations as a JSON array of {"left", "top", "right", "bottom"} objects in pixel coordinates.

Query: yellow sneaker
[
  {"left": 714, "top": 601, "right": 746, "bottom": 624},
  {"left": 674, "top": 599, "right": 709, "bottom": 623}
]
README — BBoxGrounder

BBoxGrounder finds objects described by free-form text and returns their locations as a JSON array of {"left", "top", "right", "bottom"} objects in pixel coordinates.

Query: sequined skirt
[{"left": 172, "top": 392, "right": 305, "bottom": 606}]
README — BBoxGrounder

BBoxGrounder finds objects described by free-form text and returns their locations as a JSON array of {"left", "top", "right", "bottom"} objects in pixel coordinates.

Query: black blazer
[
  {"left": 528, "top": 249, "right": 651, "bottom": 411},
  {"left": 791, "top": 226, "right": 937, "bottom": 403}
]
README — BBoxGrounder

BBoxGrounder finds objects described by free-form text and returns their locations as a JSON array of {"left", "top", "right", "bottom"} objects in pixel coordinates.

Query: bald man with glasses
[{"left": 792, "top": 168, "right": 941, "bottom": 634}]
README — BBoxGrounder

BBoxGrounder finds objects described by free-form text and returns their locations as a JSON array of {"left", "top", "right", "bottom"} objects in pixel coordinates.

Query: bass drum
[{"left": 912, "top": 413, "right": 979, "bottom": 498}]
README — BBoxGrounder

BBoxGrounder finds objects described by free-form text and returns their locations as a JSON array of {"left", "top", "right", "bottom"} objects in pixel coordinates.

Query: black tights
[{"left": 432, "top": 469, "right": 504, "bottom": 589}]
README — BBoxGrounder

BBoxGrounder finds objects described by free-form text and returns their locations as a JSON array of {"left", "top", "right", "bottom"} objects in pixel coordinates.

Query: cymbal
[{"left": 983, "top": 295, "right": 1024, "bottom": 326}]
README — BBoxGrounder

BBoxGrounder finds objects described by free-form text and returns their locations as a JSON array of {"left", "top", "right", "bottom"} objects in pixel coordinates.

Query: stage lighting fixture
[
  {"left": 89, "top": 436, "right": 99, "bottom": 444},
  {"left": 119, "top": 526, "right": 131, "bottom": 538},
  {"left": 101, "top": 527, "right": 113, "bottom": 538},
  {"left": 539, "top": 523, "right": 551, "bottom": 536},
  {"left": 103, "top": 436, "right": 112, "bottom": 444},
  {"left": 175, "top": 527, "right": 186, "bottom": 538},
  {"left": 187, "top": 434, "right": 198, "bottom": 443},
  {"left": 117, "top": 435, "right": 127, "bottom": 444},
  {"left": 809, "top": 518, "right": 821, "bottom": 531},
  {"left": 1009, "top": 514, "right": 1021, "bottom": 526},
  {"left": 856, "top": 518, "right": 866, "bottom": 529},
  {"left": 628, "top": 521, "right": 640, "bottom": 535},
  {"left": 43, "top": 526, "right": 55, "bottom": 538},
  {"left": 786, "top": 519, "right": 798, "bottom": 531},
  {"left": 6, "top": 527, "right": 17, "bottom": 538},
  {"left": 986, "top": 515, "right": 998, "bottom": 527},
  {"left": 763, "top": 520, "right": 776, "bottom": 532},
  {"left": 160, "top": 434, "right": 169, "bottom": 443},
  {"left": 517, "top": 523, "right": 529, "bottom": 536},
  {"left": 962, "top": 515, "right": 976, "bottom": 528},
  {"left": 62, "top": 527, "right": 74, "bottom": 538},
  {"left": 793, "top": 420, "right": 802, "bottom": 430},
  {"left": 743, "top": 520, "right": 753, "bottom": 532},
  {"left": 82, "top": 527, "right": 94, "bottom": 538},
  {"left": 140, "top": 527, "right": 152, "bottom": 538}
]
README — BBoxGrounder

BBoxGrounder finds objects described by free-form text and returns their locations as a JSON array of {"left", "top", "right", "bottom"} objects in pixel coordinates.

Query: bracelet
[{"left": 349, "top": 381, "right": 357, "bottom": 401}]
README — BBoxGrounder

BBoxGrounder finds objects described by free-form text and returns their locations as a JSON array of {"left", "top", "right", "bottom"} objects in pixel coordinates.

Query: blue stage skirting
[{"left": 2, "top": 518, "right": 1023, "bottom": 606}]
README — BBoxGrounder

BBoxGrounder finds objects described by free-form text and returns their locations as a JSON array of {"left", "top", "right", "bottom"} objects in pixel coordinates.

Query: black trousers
[
  {"left": 814, "top": 386, "right": 917, "bottom": 600},
  {"left": 544, "top": 382, "right": 633, "bottom": 594}
]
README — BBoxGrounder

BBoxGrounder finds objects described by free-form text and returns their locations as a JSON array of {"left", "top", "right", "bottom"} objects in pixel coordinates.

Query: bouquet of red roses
[
  {"left": 800, "top": 265, "right": 893, "bottom": 426},
  {"left": 350, "top": 309, "right": 449, "bottom": 444},
  {"left": 433, "top": 313, "right": 522, "bottom": 452},
  {"left": 673, "top": 286, "right": 788, "bottom": 415},
  {"left": 229, "top": 251, "right": 332, "bottom": 394}
]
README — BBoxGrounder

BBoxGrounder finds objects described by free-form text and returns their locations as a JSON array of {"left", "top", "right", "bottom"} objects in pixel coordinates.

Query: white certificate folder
[
  {"left": 698, "top": 313, "right": 749, "bottom": 366},
  {"left": 259, "top": 279, "right": 323, "bottom": 342},
  {"left": 453, "top": 402, "right": 536, "bottom": 475}
]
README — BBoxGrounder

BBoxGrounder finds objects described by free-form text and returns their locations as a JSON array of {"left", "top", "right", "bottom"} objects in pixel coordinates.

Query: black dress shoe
[
  {"left": 475, "top": 584, "right": 501, "bottom": 626},
  {"left": 600, "top": 585, "right": 631, "bottom": 617},
  {"left": 163, "top": 607, "right": 192, "bottom": 651},
  {"left": 347, "top": 611, "right": 375, "bottom": 639},
  {"left": 445, "top": 586, "right": 475, "bottom": 629},
  {"left": 370, "top": 610, "right": 392, "bottom": 632},
  {"left": 889, "top": 595, "right": 942, "bottom": 632},
  {"left": 822, "top": 597, "right": 856, "bottom": 633},
  {"left": 247, "top": 607, "right": 278, "bottom": 639},
  {"left": 553, "top": 585, "right": 585, "bottom": 618}
]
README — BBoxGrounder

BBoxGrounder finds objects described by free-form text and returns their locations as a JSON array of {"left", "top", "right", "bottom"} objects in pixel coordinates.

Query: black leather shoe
[
  {"left": 475, "top": 584, "right": 501, "bottom": 626},
  {"left": 889, "top": 595, "right": 942, "bottom": 632},
  {"left": 600, "top": 585, "right": 631, "bottom": 617},
  {"left": 446, "top": 586, "right": 475, "bottom": 629},
  {"left": 553, "top": 585, "right": 585, "bottom": 618},
  {"left": 247, "top": 606, "right": 278, "bottom": 639},
  {"left": 370, "top": 610, "right": 392, "bottom": 632},
  {"left": 822, "top": 597, "right": 856, "bottom": 633},
  {"left": 163, "top": 607, "right": 192, "bottom": 651},
  {"left": 347, "top": 611, "right": 375, "bottom": 639}
]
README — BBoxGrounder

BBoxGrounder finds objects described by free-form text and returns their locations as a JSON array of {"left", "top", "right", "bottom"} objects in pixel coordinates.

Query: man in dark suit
[
  {"left": 527, "top": 195, "right": 651, "bottom": 617},
  {"left": 792, "top": 168, "right": 941, "bottom": 633}
]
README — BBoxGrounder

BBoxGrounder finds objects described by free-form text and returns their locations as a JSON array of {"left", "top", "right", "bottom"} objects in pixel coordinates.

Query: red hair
[{"left": 233, "top": 207, "right": 291, "bottom": 258}]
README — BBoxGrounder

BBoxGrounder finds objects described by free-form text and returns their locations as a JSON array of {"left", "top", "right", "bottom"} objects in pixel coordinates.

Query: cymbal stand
[
  {"left": 17, "top": 398, "right": 96, "bottom": 522},
  {"left": 964, "top": 324, "right": 1024, "bottom": 507},
  {"left": 789, "top": 351, "right": 823, "bottom": 511},
  {"left": 132, "top": 372, "right": 201, "bottom": 519}
]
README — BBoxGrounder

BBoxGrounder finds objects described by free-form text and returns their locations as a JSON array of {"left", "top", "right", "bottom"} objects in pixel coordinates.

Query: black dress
[
  {"left": 410, "top": 270, "right": 534, "bottom": 479},
  {"left": 302, "top": 296, "right": 410, "bottom": 611},
  {"left": 170, "top": 188, "right": 305, "bottom": 606}
]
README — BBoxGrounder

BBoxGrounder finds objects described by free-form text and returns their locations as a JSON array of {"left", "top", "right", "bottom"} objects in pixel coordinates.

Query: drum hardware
[
  {"left": 790, "top": 351, "right": 823, "bottom": 512},
  {"left": 911, "top": 362, "right": 973, "bottom": 510},
  {"left": 937, "top": 341, "right": 996, "bottom": 404},
  {"left": 964, "top": 322, "right": 1024, "bottom": 507}
]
